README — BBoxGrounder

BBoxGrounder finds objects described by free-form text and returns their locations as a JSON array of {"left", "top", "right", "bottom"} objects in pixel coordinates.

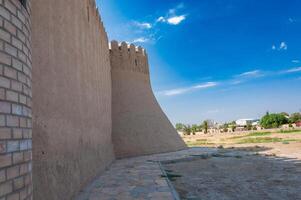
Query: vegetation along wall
[{"left": 31, "top": 0, "right": 115, "bottom": 199}]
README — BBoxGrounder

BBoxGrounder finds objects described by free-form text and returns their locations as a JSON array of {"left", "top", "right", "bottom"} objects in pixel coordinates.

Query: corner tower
[
  {"left": 0, "top": 0, "right": 33, "bottom": 199},
  {"left": 110, "top": 41, "right": 186, "bottom": 158}
]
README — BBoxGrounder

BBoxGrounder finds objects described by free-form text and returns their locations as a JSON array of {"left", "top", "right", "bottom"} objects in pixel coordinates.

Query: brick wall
[{"left": 0, "top": 0, "right": 32, "bottom": 199}]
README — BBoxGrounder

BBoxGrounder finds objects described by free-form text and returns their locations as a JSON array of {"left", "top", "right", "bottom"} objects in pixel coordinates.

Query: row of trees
[
  {"left": 176, "top": 112, "right": 301, "bottom": 135},
  {"left": 176, "top": 120, "right": 209, "bottom": 135},
  {"left": 260, "top": 112, "right": 301, "bottom": 129}
]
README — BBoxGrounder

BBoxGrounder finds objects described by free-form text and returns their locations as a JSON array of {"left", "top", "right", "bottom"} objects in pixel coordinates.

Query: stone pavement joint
[{"left": 75, "top": 148, "right": 218, "bottom": 200}]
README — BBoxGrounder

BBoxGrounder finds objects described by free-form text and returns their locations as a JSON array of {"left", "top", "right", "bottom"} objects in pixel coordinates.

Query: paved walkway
[{"left": 75, "top": 148, "right": 218, "bottom": 200}]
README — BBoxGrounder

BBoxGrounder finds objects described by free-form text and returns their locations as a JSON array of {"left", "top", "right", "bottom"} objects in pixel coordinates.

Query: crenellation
[{"left": 109, "top": 41, "right": 149, "bottom": 74}]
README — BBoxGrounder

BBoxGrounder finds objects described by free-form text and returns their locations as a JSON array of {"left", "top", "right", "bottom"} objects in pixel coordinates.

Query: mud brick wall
[
  {"left": 110, "top": 41, "right": 186, "bottom": 158},
  {"left": 31, "top": 0, "right": 114, "bottom": 199},
  {"left": 0, "top": 0, "right": 32, "bottom": 199}
]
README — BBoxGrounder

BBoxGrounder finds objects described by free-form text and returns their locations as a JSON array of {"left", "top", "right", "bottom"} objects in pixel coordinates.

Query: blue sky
[{"left": 96, "top": 0, "right": 301, "bottom": 124}]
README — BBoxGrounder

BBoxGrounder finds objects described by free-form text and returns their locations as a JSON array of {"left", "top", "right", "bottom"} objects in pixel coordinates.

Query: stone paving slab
[{"left": 75, "top": 148, "right": 218, "bottom": 200}]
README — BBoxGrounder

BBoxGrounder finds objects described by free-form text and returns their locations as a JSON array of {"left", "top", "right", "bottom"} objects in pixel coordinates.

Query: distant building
[
  {"left": 296, "top": 121, "right": 301, "bottom": 127},
  {"left": 236, "top": 119, "right": 260, "bottom": 126}
]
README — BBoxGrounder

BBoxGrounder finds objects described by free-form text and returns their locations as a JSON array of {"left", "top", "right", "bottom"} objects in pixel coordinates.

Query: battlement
[
  {"left": 109, "top": 41, "right": 149, "bottom": 74},
  {"left": 87, "top": 0, "right": 108, "bottom": 42}
]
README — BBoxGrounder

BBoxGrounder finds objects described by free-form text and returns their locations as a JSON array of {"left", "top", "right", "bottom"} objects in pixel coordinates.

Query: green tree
[
  {"left": 191, "top": 124, "right": 198, "bottom": 135},
  {"left": 183, "top": 125, "right": 192, "bottom": 135},
  {"left": 246, "top": 121, "right": 252, "bottom": 130},
  {"left": 203, "top": 120, "right": 209, "bottom": 134},
  {"left": 175, "top": 123, "right": 185, "bottom": 131},
  {"left": 260, "top": 113, "right": 288, "bottom": 129},
  {"left": 223, "top": 123, "right": 229, "bottom": 132},
  {"left": 230, "top": 121, "right": 236, "bottom": 132},
  {"left": 289, "top": 113, "right": 301, "bottom": 123}
]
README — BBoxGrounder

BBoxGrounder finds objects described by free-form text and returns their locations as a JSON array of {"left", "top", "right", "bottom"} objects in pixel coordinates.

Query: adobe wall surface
[
  {"left": 110, "top": 41, "right": 187, "bottom": 158},
  {"left": 0, "top": 0, "right": 33, "bottom": 199},
  {"left": 31, "top": 0, "right": 114, "bottom": 199}
]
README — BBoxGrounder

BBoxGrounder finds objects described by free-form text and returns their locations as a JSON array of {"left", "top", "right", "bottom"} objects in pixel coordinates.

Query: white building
[{"left": 236, "top": 119, "right": 260, "bottom": 126}]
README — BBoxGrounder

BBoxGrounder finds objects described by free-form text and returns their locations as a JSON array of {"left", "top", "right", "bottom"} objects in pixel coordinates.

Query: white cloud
[
  {"left": 272, "top": 45, "right": 276, "bottom": 50},
  {"left": 132, "top": 37, "right": 149, "bottom": 43},
  {"left": 156, "top": 16, "right": 166, "bottom": 23},
  {"left": 284, "top": 67, "right": 301, "bottom": 73},
  {"left": 167, "top": 15, "right": 186, "bottom": 25},
  {"left": 236, "top": 70, "right": 263, "bottom": 78},
  {"left": 230, "top": 70, "right": 264, "bottom": 85},
  {"left": 156, "top": 3, "right": 187, "bottom": 26},
  {"left": 161, "top": 88, "right": 191, "bottom": 96},
  {"left": 193, "top": 82, "right": 218, "bottom": 89},
  {"left": 292, "top": 60, "right": 300, "bottom": 63},
  {"left": 159, "top": 82, "right": 218, "bottom": 96},
  {"left": 134, "top": 22, "right": 152, "bottom": 29},
  {"left": 272, "top": 42, "right": 288, "bottom": 51},
  {"left": 289, "top": 17, "right": 296, "bottom": 23},
  {"left": 157, "top": 65, "right": 301, "bottom": 97},
  {"left": 230, "top": 80, "right": 243, "bottom": 85},
  {"left": 279, "top": 42, "right": 288, "bottom": 50}
]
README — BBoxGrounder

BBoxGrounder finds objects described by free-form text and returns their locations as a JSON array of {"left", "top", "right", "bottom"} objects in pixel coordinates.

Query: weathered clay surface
[
  {"left": 31, "top": 0, "right": 114, "bottom": 199},
  {"left": 164, "top": 148, "right": 301, "bottom": 200},
  {"left": 110, "top": 41, "right": 187, "bottom": 158},
  {"left": 76, "top": 148, "right": 217, "bottom": 200}
]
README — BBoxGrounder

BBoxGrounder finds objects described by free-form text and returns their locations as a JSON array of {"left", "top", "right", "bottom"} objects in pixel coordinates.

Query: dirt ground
[{"left": 163, "top": 131, "right": 301, "bottom": 200}]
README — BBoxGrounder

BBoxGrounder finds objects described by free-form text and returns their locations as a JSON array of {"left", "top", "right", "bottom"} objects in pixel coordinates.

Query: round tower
[
  {"left": 0, "top": 0, "right": 32, "bottom": 199},
  {"left": 110, "top": 41, "right": 187, "bottom": 158}
]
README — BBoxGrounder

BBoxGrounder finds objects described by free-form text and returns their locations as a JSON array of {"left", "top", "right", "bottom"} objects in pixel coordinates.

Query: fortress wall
[
  {"left": 0, "top": 0, "right": 33, "bottom": 199},
  {"left": 31, "top": 0, "right": 114, "bottom": 199},
  {"left": 110, "top": 41, "right": 187, "bottom": 158}
]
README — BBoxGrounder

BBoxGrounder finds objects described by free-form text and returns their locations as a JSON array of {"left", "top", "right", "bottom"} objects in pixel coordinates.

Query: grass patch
[
  {"left": 237, "top": 137, "right": 300, "bottom": 144},
  {"left": 196, "top": 139, "right": 207, "bottom": 142},
  {"left": 186, "top": 139, "right": 215, "bottom": 147},
  {"left": 278, "top": 129, "right": 301, "bottom": 134},
  {"left": 247, "top": 132, "right": 271, "bottom": 137},
  {"left": 228, "top": 132, "right": 271, "bottom": 140}
]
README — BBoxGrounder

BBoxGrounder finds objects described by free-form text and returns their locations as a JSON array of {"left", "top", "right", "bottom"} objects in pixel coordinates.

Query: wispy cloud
[
  {"left": 127, "top": 3, "right": 187, "bottom": 45},
  {"left": 236, "top": 70, "right": 264, "bottom": 78},
  {"left": 280, "top": 42, "right": 288, "bottom": 50},
  {"left": 272, "top": 45, "right": 276, "bottom": 50},
  {"left": 168, "top": 3, "right": 184, "bottom": 15},
  {"left": 193, "top": 82, "right": 217, "bottom": 89},
  {"left": 158, "top": 65, "right": 301, "bottom": 97},
  {"left": 156, "top": 3, "right": 187, "bottom": 26},
  {"left": 132, "top": 37, "right": 150, "bottom": 43},
  {"left": 292, "top": 60, "right": 300, "bottom": 63},
  {"left": 159, "top": 82, "right": 218, "bottom": 96},
  {"left": 272, "top": 42, "right": 288, "bottom": 51},
  {"left": 288, "top": 17, "right": 297, "bottom": 23},
  {"left": 133, "top": 21, "right": 152, "bottom": 29},
  {"left": 283, "top": 67, "right": 301, "bottom": 74},
  {"left": 229, "top": 70, "right": 265, "bottom": 85}
]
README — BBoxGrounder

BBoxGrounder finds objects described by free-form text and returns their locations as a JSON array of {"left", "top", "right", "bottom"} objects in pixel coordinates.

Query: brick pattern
[{"left": 0, "top": 0, "right": 32, "bottom": 199}]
